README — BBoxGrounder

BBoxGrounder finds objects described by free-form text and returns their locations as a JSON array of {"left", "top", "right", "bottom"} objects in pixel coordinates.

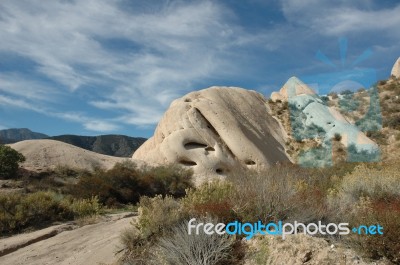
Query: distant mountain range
[
  {"left": 0, "top": 128, "right": 146, "bottom": 157},
  {"left": 0, "top": 128, "right": 48, "bottom": 144}
]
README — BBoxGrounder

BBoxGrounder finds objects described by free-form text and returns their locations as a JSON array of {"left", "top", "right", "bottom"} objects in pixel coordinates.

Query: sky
[{"left": 0, "top": 0, "right": 399, "bottom": 138}]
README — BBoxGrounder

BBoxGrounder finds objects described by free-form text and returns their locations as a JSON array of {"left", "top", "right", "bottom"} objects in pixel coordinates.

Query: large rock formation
[
  {"left": 270, "top": 77, "right": 380, "bottom": 166},
  {"left": 391, "top": 57, "right": 400, "bottom": 78},
  {"left": 133, "top": 86, "right": 291, "bottom": 182},
  {"left": 270, "top": 76, "right": 316, "bottom": 102}
]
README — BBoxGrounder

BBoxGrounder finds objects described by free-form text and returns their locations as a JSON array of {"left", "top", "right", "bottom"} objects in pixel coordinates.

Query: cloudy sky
[{"left": 0, "top": 0, "right": 399, "bottom": 137}]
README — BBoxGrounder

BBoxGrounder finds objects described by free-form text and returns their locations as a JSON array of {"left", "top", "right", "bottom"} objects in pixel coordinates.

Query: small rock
[{"left": 301, "top": 251, "right": 312, "bottom": 263}]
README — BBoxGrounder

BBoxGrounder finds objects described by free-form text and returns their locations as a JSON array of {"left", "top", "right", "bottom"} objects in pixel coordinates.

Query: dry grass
[{"left": 154, "top": 220, "right": 234, "bottom": 265}]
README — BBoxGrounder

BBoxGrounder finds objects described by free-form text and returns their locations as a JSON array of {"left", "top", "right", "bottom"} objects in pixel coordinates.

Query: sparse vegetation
[
  {"left": 0, "top": 191, "right": 100, "bottom": 235},
  {"left": 155, "top": 220, "right": 234, "bottom": 265},
  {"left": 118, "top": 159, "right": 400, "bottom": 264},
  {"left": 333, "top": 133, "right": 342, "bottom": 141},
  {"left": 68, "top": 161, "right": 193, "bottom": 207},
  {"left": 0, "top": 144, "right": 25, "bottom": 179}
]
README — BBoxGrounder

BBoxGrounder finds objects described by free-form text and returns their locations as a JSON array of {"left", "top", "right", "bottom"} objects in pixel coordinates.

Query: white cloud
[
  {"left": 280, "top": 0, "right": 400, "bottom": 37},
  {"left": 84, "top": 121, "right": 120, "bottom": 132},
  {"left": 0, "top": 94, "right": 118, "bottom": 132},
  {"left": 0, "top": 73, "right": 60, "bottom": 101},
  {"left": 0, "top": 0, "right": 282, "bottom": 130}
]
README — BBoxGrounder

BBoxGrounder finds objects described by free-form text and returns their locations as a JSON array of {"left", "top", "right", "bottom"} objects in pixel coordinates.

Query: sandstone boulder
[
  {"left": 391, "top": 57, "right": 400, "bottom": 78},
  {"left": 133, "top": 86, "right": 291, "bottom": 183},
  {"left": 270, "top": 76, "right": 316, "bottom": 102}
]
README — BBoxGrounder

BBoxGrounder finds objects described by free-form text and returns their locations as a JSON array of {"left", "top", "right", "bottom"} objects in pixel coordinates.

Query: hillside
[
  {"left": 49, "top": 135, "right": 146, "bottom": 157},
  {"left": 268, "top": 75, "right": 400, "bottom": 163},
  {"left": 0, "top": 129, "right": 146, "bottom": 157},
  {"left": 8, "top": 140, "right": 130, "bottom": 172}
]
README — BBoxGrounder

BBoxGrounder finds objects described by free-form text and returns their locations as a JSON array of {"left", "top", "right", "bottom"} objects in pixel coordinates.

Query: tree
[{"left": 0, "top": 145, "right": 25, "bottom": 179}]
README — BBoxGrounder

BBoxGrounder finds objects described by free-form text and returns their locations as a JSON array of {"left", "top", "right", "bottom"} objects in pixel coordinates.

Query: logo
[
  {"left": 188, "top": 218, "right": 384, "bottom": 240},
  {"left": 288, "top": 37, "right": 382, "bottom": 167}
]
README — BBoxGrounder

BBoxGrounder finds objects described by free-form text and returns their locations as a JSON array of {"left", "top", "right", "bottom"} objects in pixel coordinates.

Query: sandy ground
[{"left": 0, "top": 213, "right": 136, "bottom": 265}]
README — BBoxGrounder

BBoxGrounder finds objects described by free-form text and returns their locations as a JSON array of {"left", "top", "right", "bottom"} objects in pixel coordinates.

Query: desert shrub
[
  {"left": 120, "top": 226, "right": 144, "bottom": 251},
  {"left": 358, "top": 87, "right": 366, "bottom": 93},
  {"left": 0, "top": 191, "right": 72, "bottom": 235},
  {"left": 136, "top": 195, "right": 186, "bottom": 238},
  {"left": 328, "top": 163, "right": 400, "bottom": 207},
  {"left": 340, "top": 89, "right": 353, "bottom": 95},
  {"left": 182, "top": 181, "right": 236, "bottom": 222},
  {"left": 245, "top": 237, "right": 270, "bottom": 265},
  {"left": 383, "top": 115, "right": 400, "bottom": 130},
  {"left": 228, "top": 165, "right": 325, "bottom": 223},
  {"left": 378, "top": 80, "right": 387, "bottom": 86},
  {"left": 347, "top": 144, "right": 380, "bottom": 162},
  {"left": 327, "top": 162, "right": 400, "bottom": 263},
  {"left": 0, "top": 145, "right": 25, "bottom": 179},
  {"left": 70, "top": 162, "right": 193, "bottom": 206},
  {"left": 320, "top": 95, "right": 329, "bottom": 103},
  {"left": 333, "top": 133, "right": 342, "bottom": 141},
  {"left": 0, "top": 191, "right": 101, "bottom": 235},
  {"left": 329, "top": 92, "right": 338, "bottom": 99},
  {"left": 347, "top": 197, "right": 400, "bottom": 263},
  {"left": 61, "top": 196, "right": 100, "bottom": 218},
  {"left": 366, "top": 130, "right": 387, "bottom": 145},
  {"left": 396, "top": 132, "right": 400, "bottom": 141},
  {"left": 154, "top": 220, "right": 234, "bottom": 265},
  {"left": 138, "top": 164, "right": 193, "bottom": 198}
]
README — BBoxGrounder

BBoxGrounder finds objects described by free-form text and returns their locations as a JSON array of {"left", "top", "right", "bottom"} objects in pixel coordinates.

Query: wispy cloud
[
  {"left": 280, "top": 0, "right": 400, "bottom": 37},
  {"left": 0, "top": 0, "right": 398, "bottom": 134},
  {"left": 0, "top": 0, "right": 280, "bottom": 131},
  {"left": 0, "top": 94, "right": 119, "bottom": 132}
]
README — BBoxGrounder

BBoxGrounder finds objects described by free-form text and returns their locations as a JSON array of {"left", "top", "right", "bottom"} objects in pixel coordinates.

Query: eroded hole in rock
[
  {"left": 205, "top": 146, "right": 215, "bottom": 151},
  {"left": 179, "top": 160, "right": 197, "bottom": 166},
  {"left": 245, "top": 160, "right": 256, "bottom": 165},
  {"left": 216, "top": 168, "right": 224, "bottom": 174},
  {"left": 184, "top": 98, "right": 191, "bottom": 102},
  {"left": 184, "top": 142, "right": 208, "bottom": 149}
]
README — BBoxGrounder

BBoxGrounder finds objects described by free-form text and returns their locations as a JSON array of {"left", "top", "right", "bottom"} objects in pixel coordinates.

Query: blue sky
[{"left": 0, "top": 0, "right": 399, "bottom": 137}]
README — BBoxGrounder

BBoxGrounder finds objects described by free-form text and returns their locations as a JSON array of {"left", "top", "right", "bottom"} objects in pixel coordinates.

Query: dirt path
[{"left": 0, "top": 213, "right": 136, "bottom": 265}]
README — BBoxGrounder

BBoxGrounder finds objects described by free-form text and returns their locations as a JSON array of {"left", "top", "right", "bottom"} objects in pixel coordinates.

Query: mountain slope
[
  {"left": 49, "top": 135, "right": 146, "bottom": 157},
  {"left": 0, "top": 128, "right": 48, "bottom": 144}
]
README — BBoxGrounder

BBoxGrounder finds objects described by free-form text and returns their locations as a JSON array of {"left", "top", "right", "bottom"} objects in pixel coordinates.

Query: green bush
[
  {"left": 62, "top": 196, "right": 101, "bottom": 218},
  {"left": 0, "top": 191, "right": 101, "bottom": 235},
  {"left": 136, "top": 195, "right": 186, "bottom": 238},
  {"left": 0, "top": 145, "right": 25, "bottom": 179},
  {"left": 182, "top": 181, "right": 236, "bottom": 222},
  {"left": 69, "top": 162, "right": 193, "bottom": 206},
  {"left": 333, "top": 133, "right": 342, "bottom": 141}
]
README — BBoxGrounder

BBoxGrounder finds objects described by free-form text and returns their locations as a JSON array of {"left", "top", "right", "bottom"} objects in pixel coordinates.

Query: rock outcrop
[
  {"left": 391, "top": 57, "right": 400, "bottom": 78},
  {"left": 270, "top": 77, "right": 380, "bottom": 166},
  {"left": 133, "top": 86, "right": 291, "bottom": 183},
  {"left": 270, "top": 76, "right": 316, "bottom": 102}
]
